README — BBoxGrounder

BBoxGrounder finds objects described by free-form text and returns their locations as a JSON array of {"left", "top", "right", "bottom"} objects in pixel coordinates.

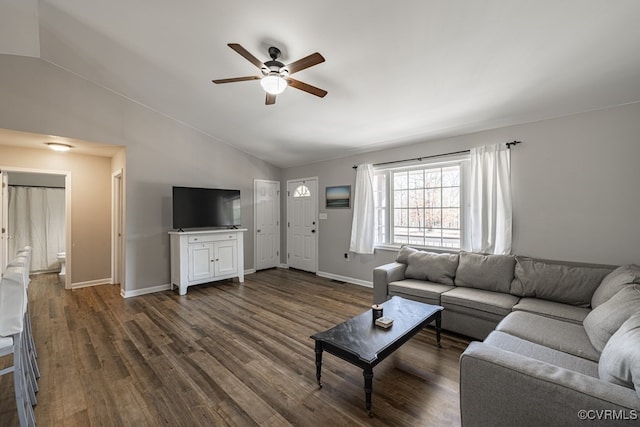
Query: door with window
[{"left": 287, "top": 178, "right": 317, "bottom": 273}]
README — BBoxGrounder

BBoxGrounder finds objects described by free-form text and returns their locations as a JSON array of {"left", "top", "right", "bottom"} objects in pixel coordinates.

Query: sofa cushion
[
  {"left": 495, "top": 311, "right": 600, "bottom": 362},
  {"left": 484, "top": 331, "right": 599, "bottom": 378},
  {"left": 598, "top": 314, "right": 640, "bottom": 397},
  {"left": 591, "top": 264, "right": 640, "bottom": 308},
  {"left": 395, "top": 245, "right": 414, "bottom": 263},
  {"left": 512, "top": 298, "right": 590, "bottom": 325},
  {"left": 388, "top": 279, "right": 454, "bottom": 305},
  {"left": 583, "top": 284, "right": 640, "bottom": 352},
  {"left": 454, "top": 251, "right": 515, "bottom": 293},
  {"left": 396, "top": 246, "right": 459, "bottom": 286},
  {"left": 441, "top": 287, "right": 519, "bottom": 320},
  {"left": 510, "top": 256, "right": 612, "bottom": 307}
]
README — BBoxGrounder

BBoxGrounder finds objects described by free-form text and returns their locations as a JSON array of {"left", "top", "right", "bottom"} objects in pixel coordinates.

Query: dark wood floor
[{"left": 0, "top": 269, "right": 470, "bottom": 426}]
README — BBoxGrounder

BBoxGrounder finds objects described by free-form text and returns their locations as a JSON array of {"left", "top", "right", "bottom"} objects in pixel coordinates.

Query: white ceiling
[{"left": 10, "top": 1, "right": 640, "bottom": 167}]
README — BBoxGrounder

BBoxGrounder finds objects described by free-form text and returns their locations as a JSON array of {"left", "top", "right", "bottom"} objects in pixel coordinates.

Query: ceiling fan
[{"left": 212, "top": 43, "right": 327, "bottom": 105}]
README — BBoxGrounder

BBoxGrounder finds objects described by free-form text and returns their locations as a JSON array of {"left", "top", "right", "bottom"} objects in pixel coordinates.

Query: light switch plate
[{"left": 319, "top": 213, "right": 328, "bottom": 220}]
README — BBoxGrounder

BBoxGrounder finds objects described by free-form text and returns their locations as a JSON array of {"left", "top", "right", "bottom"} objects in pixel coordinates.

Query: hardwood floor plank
[{"left": 0, "top": 269, "right": 469, "bottom": 426}]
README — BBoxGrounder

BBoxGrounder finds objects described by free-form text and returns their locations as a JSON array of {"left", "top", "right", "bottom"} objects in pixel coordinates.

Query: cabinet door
[
  {"left": 188, "top": 243, "right": 215, "bottom": 281},
  {"left": 214, "top": 240, "right": 237, "bottom": 276}
]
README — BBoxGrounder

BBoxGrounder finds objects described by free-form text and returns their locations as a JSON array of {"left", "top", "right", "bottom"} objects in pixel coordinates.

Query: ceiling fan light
[{"left": 260, "top": 74, "right": 287, "bottom": 95}]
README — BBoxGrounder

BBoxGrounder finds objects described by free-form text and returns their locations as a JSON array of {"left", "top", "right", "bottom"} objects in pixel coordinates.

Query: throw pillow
[
  {"left": 510, "top": 256, "right": 611, "bottom": 307},
  {"left": 583, "top": 284, "right": 640, "bottom": 352},
  {"left": 404, "top": 250, "right": 459, "bottom": 286},
  {"left": 395, "top": 245, "right": 416, "bottom": 264},
  {"left": 591, "top": 264, "right": 640, "bottom": 308},
  {"left": 454, "top": 251, "right": 515, "bottom": 293},
  {"left": 598, "top": 314, "right": 640, "bottom": 398}
]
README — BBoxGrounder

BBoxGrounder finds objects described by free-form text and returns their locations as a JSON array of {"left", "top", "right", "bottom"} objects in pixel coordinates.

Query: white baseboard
[
  {"left": 121, "top": 283, "right": 172, "bottom": 298},
  {"left": 120, "top": 269, "right": 254, "bottom": 298},
  {"left": 316, "top": 271, "right": 373, "bottom": 288},
  {"left": 71, "top": 278, "right": 112, "bottom": 289},
  {"left": 114, "top": 269, "right": 369, "bottom": 298}
]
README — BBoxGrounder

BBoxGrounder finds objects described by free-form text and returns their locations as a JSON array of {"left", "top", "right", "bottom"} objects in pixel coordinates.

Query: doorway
[
  {"left": 254, "top": 179, "right": 280, "bottom": 271},
  {"left": 286, "top": 177, "right": 318, "bottom": 273},
  {"left": 0, "top": 168, "right": 71, "bottom": 289},
  {"left": 112, "top": 170, "right": 125, "bottom": 293}
]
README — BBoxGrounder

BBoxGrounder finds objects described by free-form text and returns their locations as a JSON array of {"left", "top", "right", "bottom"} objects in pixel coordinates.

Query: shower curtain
[{"left": 8, "top": 186, "right": 66, "bottom": 272}]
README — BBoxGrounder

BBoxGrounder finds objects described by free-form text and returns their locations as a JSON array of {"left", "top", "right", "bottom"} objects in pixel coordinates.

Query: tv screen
[{"left": 172, "top": 186, "right": 241, "bottom": 230}]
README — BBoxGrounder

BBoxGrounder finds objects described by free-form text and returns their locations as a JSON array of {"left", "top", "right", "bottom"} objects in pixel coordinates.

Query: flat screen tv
[{"left": 172, "top": 186, "right": 241, "bottom": 230}]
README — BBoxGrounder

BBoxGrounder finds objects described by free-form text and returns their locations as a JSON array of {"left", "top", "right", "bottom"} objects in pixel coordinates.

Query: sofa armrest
[
  {"left": 460, "top": 342, "right": 640, "bottom": 427},
  {"left": 373, "top": 262, "right": 406, "bottom": 304}
]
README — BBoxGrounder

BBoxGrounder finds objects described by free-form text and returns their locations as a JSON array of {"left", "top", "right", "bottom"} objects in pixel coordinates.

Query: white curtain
[
  {"left": 469, "top": 144, "right": 512, "bottom": 254},
  {"left": 8, "top": 186, "right": 66, "bottom": 271},
  {"left": 349, "top": 164, "right": 375, "bottom": 254}
]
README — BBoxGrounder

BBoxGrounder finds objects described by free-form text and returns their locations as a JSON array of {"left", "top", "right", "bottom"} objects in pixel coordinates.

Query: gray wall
[
  {"left": 0, "top": 54, "right": 281, "bottom": 292},
  {"left": 3, "top": 54, "right": 639, "bottom": 292},
  {"left": 282, "top": 102, "right": 640, "bottom": 284}
]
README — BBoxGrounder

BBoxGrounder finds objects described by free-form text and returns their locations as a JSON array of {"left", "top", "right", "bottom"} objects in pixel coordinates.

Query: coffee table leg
[
  {"left": 314, "top": 340, "right": 323, "bottom": 388},
  {"left": 436, "top": 312, "right": 442, "bottom": 348},
  {"left": 363, "top": 366, "right": 374, "bottom": 417}
]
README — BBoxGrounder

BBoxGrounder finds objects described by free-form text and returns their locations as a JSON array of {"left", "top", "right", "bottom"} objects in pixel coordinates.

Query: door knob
[
  {"left": 257, "top": 229, "right": 261, "bottom": 233},
  {"left": 311, "top": 229, "right": 316, "bottom": 233}
]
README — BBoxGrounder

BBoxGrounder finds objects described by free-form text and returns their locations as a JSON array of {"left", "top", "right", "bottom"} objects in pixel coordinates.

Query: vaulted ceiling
[{"left": 4, "top": 1, "right": 640, "bottom": 167}]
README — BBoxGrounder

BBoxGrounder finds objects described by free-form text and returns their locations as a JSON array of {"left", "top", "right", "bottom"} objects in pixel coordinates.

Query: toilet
[{"left": 57, "top": 252, "right": 66, "bottom": 277}]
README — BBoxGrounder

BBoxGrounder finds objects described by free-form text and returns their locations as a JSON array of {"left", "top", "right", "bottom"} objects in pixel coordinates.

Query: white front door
[
  {"left": 254, "top": 179, "right": 280, "bottom": 270},
  {"left": 287, "top": 177, "right": 317, "bottom": 273}
]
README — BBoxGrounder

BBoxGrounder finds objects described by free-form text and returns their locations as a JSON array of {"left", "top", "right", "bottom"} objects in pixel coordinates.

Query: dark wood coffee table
[{"left": 311, "top": 296, "right": 443, "bottom": 416}]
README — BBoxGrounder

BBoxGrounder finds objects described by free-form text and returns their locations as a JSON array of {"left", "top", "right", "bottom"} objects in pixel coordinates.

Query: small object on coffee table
[
  {"left": 311, "top": 296, "right": 443, "bottom": 417},
  {"left": 371, "top": 304, "right": 384, "bottom": 320},
  {"left": 375, "top": 316, "right": 393, "bottom": 328}
]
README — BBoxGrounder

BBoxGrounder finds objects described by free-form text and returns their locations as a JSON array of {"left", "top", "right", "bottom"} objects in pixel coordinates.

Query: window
[
  {"left": 293, "top": 185, "right": 311, "bottom": 197},
  {"left": 374, "top": 159, "right": 467, "bottom": 250}
]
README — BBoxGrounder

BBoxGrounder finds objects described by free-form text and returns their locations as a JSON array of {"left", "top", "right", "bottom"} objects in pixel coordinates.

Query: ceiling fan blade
[
  {"left": 286, "top": 78, "right": 327, "bottom": 98},
  {"left": 212, "top": 76, "right": 260, "bottom": 84},
  {"left": 286, "top": 52, "right": 325, "bottom": 74},
  {"left": 228, "top": 43, "right": 264, "bottom": 69},
  {"left": 265, "top": 93, "right": 276, "bottom": 105}
]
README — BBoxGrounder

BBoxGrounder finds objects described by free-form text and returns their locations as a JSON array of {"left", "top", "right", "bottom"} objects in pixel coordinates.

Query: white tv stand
[{"left": 169, "top": 228, "right": 246, "bottom": 295}]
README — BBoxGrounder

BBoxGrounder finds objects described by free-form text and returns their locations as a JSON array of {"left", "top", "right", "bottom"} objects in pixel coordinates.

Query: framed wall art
[{"left": 326, "top": 185, "right": 351, "bottom": 208}]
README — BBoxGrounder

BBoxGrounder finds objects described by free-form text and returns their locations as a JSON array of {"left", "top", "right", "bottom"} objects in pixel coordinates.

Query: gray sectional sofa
[{"left": 373, "top": 246, "right": 640, "bottom": 426}]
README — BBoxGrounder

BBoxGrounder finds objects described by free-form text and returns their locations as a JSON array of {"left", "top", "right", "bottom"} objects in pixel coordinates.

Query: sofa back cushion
[
  {"left": 396, "top": 246, "right": 458, "bottom": 286},
  {"left": 510, "top": 256, "right": 612, "bottom": 307},
  {"left": 591, "top": 264, "right": 640, "bottom": 308},
  {"left": 583, "top": 284, "right": 640, "bottom": 352},
  {"left": 454, "top": 251, "right": 515, "bottom": 293},
  {"left": 598, "top": 314, "right": 640, "bottom": 398}
]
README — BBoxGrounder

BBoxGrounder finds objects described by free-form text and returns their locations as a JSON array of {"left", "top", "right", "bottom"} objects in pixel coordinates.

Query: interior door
[
  {"left": 287, "top": 177, "right": 317, "bottom": 272},
  {"left": 0, "top": 171, "right": 7, "bottom": 273},
  {"left": 112, "top": 171, "right": 124, "bottom": 288},
  {"left": 254, "top": 179, "right": 280, "bottom": 270}
]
